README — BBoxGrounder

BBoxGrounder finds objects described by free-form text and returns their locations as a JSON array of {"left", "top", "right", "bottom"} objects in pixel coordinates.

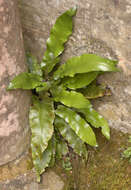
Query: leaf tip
[
  {"left": 105, "top": 132, "right": 110, "bottom": 140},
  {"left": 67, "top": 6, "right": 77, "bottom": 16},
  {"left": 95, "top": 143, "right": 99, "bottom": 148},
  {"left": 7, "top": 82, "right": 14, "bottom": 90},
  {"left": 72, "top": 5, "right": 77, "bottom": 12},
  {"left": 41, "top": 61, "right": 46, "bottom": 68},
  {"left": 102, "top": 128, "right": 110, "bottom": 140},
  {"left": 36, "top": 174, "right": 41, "bottom": 183}
]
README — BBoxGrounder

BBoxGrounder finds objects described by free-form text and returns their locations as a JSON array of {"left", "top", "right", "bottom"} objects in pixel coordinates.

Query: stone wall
[{"left": 18, "top": 0, "right": 131, "bottom": 134}]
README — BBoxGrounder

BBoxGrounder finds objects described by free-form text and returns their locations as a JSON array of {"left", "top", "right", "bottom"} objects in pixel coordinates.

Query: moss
[
  {"left": 0, "top": 151, "right": 32, "bottom": 182},
  {"left": 49, "top": 129, "right": 131, "bottom": 190},
  {"left": 77, "top": 129, "right": 131, "bottom": 190}
]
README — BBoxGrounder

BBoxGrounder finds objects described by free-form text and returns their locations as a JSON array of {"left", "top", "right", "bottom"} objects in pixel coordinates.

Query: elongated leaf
[
  {"left": 56, "top": 139, "right": 68, "bottom": 159},
  {"left": 26, "top": 52, "right": 43, "bottom": 76},
  {"left": 32, "top": 138, "right": 53, "bottom": 182},
  {"left": 55, "top": 105, "right": 97, "bottom": 146},
  {"left": 41, "top": 57, "right": 60, "bottom": 74},
  {"left": 51, "top": 87, "right": 91, "bottom": 109},
  {"left": 7, "top": 72, "right": 43, "bottom": 90},
  {"left": 30, "top": 95, "right": 55, "bottom": 179},
  {"left": 79, "top": 108, "right": 110, "bottom": 140},
  {"left": 62, "top": 72, "right": 99, "bottom": 89},
  {"left": 49, "top": 135, "right": 57, "bottom": 167},
  {"left": 41, "top": 7, "right": 77, "bottom": 73},
  {"left": 78, "top": 81, "right": 111, "bottom": 99},
  {"left": 53, "top": 130, "right": 69, "bottom": 159},
  {"left": 55, "top": 116, "right": 88, "bottom": 159},
  {"left": 54, "top": 54, "right": 118, "bottom": 80}
]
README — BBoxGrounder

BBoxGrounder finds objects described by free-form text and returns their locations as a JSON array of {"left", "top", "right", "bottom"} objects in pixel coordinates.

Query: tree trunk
[{"left": 0, "top": 0, "right": 30, "bottom": 165}]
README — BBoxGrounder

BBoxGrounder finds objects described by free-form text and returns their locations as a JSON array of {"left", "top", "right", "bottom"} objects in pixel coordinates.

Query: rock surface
[
  {"left": 0, "top": 152, "right": 65, "bottom": 190},
  {"left": 0, "top": 170, "right": 64, "bottom": 190},
  {"left": 0, "top": 132, "right": 130, "bottom": 189},
  {"left": 0, "top": 0, "right": 131, "bottom": 189},
  {"left": 18, "top": 0, "right": 131, "bottom": 133},
  {"left": 0, "top": 0, "right": 30, "bottom": 165}
]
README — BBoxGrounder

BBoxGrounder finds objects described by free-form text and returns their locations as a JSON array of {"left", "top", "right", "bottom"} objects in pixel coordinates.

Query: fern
[{"left": 8, "top": 7, "right": 119, "bottom": 181}]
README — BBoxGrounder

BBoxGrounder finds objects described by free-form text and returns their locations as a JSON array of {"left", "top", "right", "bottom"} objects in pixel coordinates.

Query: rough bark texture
[
  {"left": 0, "top": 0, "right": 131, "bottom": 189},
  {"left": 0, "top": 0, "right": 30, "bottom": 165}
]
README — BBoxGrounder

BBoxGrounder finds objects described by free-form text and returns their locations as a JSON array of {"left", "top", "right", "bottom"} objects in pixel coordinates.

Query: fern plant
[{"left": 8, "top": 7, "right": 119, "bottom": 181}]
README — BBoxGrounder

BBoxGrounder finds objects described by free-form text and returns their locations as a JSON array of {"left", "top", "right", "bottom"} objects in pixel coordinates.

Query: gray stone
[
  {"left": 0, "top": 0, "right": 30, "bottom": 165},
  {"left": 42, "top": 171, "right": 64, "bottom": 190},
  {"left": 0, "top": 169, "right": 65, "bottom": 190}
]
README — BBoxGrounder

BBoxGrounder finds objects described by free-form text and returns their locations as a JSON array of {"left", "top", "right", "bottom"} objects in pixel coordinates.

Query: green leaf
[
  {"left": 62, "top": 72, "right": 99, "bottom": 89},
  {"left": 42, "top": 7, "right": 77, "bottom": 73},
  {"left": 55, "top": 116, "right": 88, "bottom": 159},
  {"left": 32, "top": 138, "right": 53, "bottom": 182},
  {"left": 26, "top": 52, "right": 43, "bottom": 76},
  {"left": 49, "top": 135, "right": 57, "bottom": 167},
  {"left": 36, "top": 82, "right": 51, "bottom": 92},
  {"left": 55, "top": 105, "right": 97, "bottom": 147},
  {"left": 54, "top": 54, "right": 118, "bottom": 80},
  {"left": 41, "top": 57, "right": 60, "bottom": 74},
  {"left": 78, "top": 81, "right": 111, "bottom": 99},
  {"left": 30, "top": 95, "right": 55, "bottom": 180},
  {"left": 56, "top": 138, "right": 68, "bottom": 159},
  {"left": 79, "top": 108, "right": 110, "bottom": 140},
  {"left": 7, "top": 72, "right": 43, "bottom": 90},
  {"left": 53, "top": 130, "right": 69, "bottom": 159},
  {"left": 30, "top": 95, "right": 55, "bottom": 153},
  {"left": 36, "top": 86, "right": 48, "bottom": 92},
  {"left": 51, "top": 87, "right": 91, "bottom": 109}
]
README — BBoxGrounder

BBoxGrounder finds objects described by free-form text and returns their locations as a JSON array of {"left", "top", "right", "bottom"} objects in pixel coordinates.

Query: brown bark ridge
[{"left": 0, "top": 0, "right": 30, "bottom": 165}]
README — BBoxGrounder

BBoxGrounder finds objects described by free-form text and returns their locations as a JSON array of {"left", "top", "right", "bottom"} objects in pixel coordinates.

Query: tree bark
[{"left": 0, "top": 0, "right": 30, "bottom": 165}]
